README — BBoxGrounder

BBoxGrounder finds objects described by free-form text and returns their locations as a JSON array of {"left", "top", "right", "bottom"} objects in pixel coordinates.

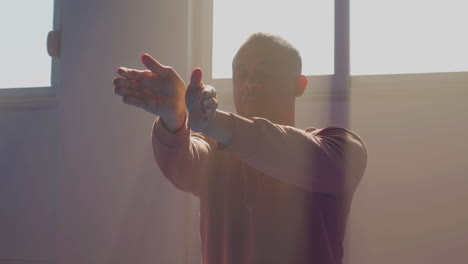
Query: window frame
[
  {"left": 0, "top": 0, "right": 60, "bottom": 110},
  {"left": 187, "top": 0, "right": 337, "bottom": 101},
  {"left": 188, "top": 0, "right": 468, "bottom": 105}
]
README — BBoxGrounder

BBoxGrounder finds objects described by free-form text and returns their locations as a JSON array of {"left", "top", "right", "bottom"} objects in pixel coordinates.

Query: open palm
[{"left": 113, "top": 54, "right": 187, "bottom": 130}]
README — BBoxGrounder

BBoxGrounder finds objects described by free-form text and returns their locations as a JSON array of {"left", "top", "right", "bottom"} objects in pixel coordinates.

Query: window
[
  {"left": 212, "top": 0, "right": 334, "bottom": 79},
  {"left": 189, "top": 0, "right": 335, "bottom": 95},
  {"left": 0, "top": 0, "right": 59, "bottom": 109},
  {"left": 349, "top": 0, "right": 468, "bottom": 90},
  {"left": 351, "top": 0, "right": 468, "bottom": 75},
  {"left": 0, "top": 0, "right": 54, "bottom": 89},
  {"left": 192, "top": 0, "right": 467, "bottom": 93}
]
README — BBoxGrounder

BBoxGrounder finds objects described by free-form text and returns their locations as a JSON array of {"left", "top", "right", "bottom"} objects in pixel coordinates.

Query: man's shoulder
[
  {"left": 307, "top": 126, "right": 364, "bottom": 143},
  {"left": 307, "top": 126, "right": 368, "bottom": 186},
  {"left": 305, "top": 126, "right": 368, "bottom": 159},
  {"left": 306, "top": 125, "right": 351, "bottom": 134}
]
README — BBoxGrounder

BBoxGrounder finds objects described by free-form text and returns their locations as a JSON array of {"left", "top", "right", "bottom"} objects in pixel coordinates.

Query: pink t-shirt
[{"left": 152, "top": 113, "right": 367, "bottom": 264}]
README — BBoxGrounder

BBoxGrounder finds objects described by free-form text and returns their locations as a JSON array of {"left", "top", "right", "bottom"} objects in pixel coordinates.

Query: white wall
[
  {"left": 345, "top": 86, "right": 468, "bottom": 264},
  {"left": 0, "top": 108, "right": 57, "bottom": 262},
  {"left": 1, "top": 0, "right": 467, "bottom": 264},
  {"left": 56, "top": 0, "right": 196, "bottom": 263}
]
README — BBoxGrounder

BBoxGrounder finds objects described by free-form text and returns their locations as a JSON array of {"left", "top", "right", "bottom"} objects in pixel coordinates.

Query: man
[{"left": 113, "top": 33, "right": 367, "bottom": 264}]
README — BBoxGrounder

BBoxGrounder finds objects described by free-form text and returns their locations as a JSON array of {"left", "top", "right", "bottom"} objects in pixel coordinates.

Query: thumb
[
  {"left": 189, "top": 68, "right": 203, "bottom": 88},
  {"left": 141, "top": 53, "right": 167, "bottom": 76}
]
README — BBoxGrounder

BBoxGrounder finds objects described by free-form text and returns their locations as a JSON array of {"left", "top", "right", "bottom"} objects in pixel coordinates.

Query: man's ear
[{"left": 295, "top": 75, "right": 307, "bottom": 97}]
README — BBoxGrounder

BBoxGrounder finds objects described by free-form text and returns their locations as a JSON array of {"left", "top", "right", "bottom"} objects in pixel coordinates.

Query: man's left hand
[{"left": 186, "top": 68, "right": 218, "bottom": 133}]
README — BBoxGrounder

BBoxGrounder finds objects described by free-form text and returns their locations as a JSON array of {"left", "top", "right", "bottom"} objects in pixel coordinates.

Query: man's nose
[{"left": 244, "top": 75, "right": 261, "bottom": 93}]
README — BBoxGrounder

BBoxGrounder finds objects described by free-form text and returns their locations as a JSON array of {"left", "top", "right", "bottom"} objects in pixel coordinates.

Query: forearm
[
  {"left": 160, "top": 108, "right": 187, "bottom": 132},
  {"left": 200, "top": 109, "right": 236, "bottom": 146},
  {"left": 152, "top": 116, "right": 214, "bottom": 197},
  {"left": 200, "top": 111, "right": 363, "bottom": 194}
]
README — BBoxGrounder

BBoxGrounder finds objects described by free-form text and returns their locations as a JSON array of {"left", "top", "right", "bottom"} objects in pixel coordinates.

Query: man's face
[{"left": 232, "top": 43, "right": 298, "bottom": 119}]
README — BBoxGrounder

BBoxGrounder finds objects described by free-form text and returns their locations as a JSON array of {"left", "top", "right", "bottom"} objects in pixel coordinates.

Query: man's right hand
[{"left": 113, "top": 53, "right": 186, "bottom": 132}]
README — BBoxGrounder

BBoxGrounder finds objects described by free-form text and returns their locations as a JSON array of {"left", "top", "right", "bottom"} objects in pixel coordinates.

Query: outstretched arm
[
  {"left": 151, "top": 115, "right": 215, "bottom": 197},
  {"left": 113, "top": 55, "right": 216, "bottom": 197},
  {"left": 210, "top": 112, "right": 367, "bottom": 195},
  {"left": 187, "top": 70, "right": 368, "bottom": 196}
]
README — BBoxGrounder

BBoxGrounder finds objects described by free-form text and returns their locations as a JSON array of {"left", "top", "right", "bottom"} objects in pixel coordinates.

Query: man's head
[{"left": 232, "top": 33, "right": 307, "bottom": 124}]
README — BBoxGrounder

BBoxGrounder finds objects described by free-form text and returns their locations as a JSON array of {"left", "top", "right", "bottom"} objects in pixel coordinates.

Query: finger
[
  {"left": 140, "top": 70, "right": 155, "bottom": 80},
  {"left": 201, "top": 97, "right": 218, "bottom": 108},
  {"left": 141, "top": 53, "right": 168, "bottom": 76},
  {"left": 202, "top": 106, "right": 218, "bottom": 117},
  {"left": 117, "top": 67, "right": 143, "bottom": 80},
  {"left": 114, "top": 85, "right": 143, "bottom": 97},
  {"left": 188, "top": 68, "right": 203, "bottom": 88},
  {"left": 186, "top": 68, "right": 203, "bottom": 104},
  {"left": 122, "top": 96, "right": 147, "bottom": 108},
  {"left": 201, "top": 85, "right": 216, "bottom": 99},
  {"left": 113, "top": 78, "right": 138, "bottom": 89},
  {"left": 139, "top": 70, "right": 158, "bottom": 86}
]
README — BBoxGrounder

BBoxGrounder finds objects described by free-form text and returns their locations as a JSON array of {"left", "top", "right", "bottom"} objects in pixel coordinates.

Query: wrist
[
  {"left": 162, "top": 110, "right": 187, "bottom": 133},
  {"left": 202, "top": 110, "right": 233, "bottom": 145}
]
